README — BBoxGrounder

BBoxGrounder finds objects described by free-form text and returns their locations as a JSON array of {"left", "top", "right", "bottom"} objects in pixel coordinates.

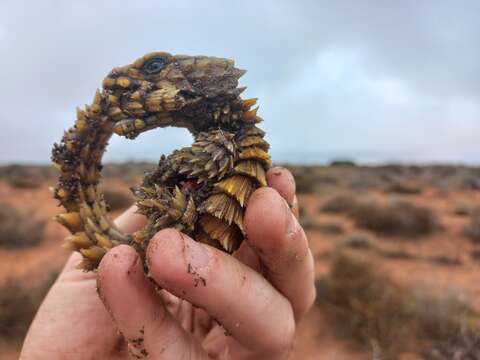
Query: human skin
[{"left": 20, "top": 167, "right": 315, "bottom": 360}]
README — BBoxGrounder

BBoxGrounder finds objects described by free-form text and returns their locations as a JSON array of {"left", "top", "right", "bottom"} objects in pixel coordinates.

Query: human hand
[{"left": 21, "top": 167, "right": 315, "bottom": 360}]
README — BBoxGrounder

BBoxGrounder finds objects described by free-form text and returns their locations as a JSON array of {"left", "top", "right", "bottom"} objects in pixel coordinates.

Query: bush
[
  {"left": 300, "top": 218, "right": 344, "bottom": 234},
  {"left": 320, "top": 194, "right": 357, "bottom": 214},
  {"left": 316, "top": 254, "right": 410, "bottom": 358},
  {"left": 289, "top": 167, "right": 316, "bottom": 193},
  {"left": 342, "top": 234, "right": 373, "bottom": 249},
  {"left": 0, "top": 280, "right": 35, "bottom": 338},
  {"left": 0, "top": 203, "right": 45, "bottom": 248},
  {"left": 463, "top": 214, "right": 480, "bottom": 243},
  {"left": 315, "top": 222, "right": 344, "bottom": 235},
  {"left": 0, "top": 269, "right": 58, "bottom": 339},
  {"left": 102, "top": 189, "right": 133, "bottom": 211},
  {"left": 385, "top": 181, "right": 422, "bottom": 195},
  {"left": 329, "top": 159, "right": 357, "bottom": 167},
  {"left": 317, "top": 252, "right": 480, "bottom": 359},
  {"left": 1, "top": 165, "right": 43, "bottom": 189},
  {"left": 350, "top": 200, "right": 438, "bottom": 237},
  {"left": 414, "top": 288, "right": 480, "bottom": 359}
]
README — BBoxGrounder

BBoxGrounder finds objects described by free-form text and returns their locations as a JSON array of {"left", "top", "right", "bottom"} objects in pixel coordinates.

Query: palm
[{"left": 22, "top": 255, "right": 130, "bottom": 359}]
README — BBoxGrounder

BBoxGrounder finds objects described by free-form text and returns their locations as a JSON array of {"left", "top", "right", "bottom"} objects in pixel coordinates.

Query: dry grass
[
  {"left": 317, "top": 253, "right": 480, "bottom": 359},
  {"left": 350, "top": 200, "right": 438, "bottom": 238},
  {"left": 0, "top": 269, "right": 59, "bottom": 339},
  {"left": 463, "top": 214, "right": 480, "bottom": 243},
  {"left": 1, "top": 165, "right": 45, "bottom": 189},
  {"left": 0, "top": 202, "right": 45, "bottom": 248},
  {"left": 384, "top": 181, "right": 422, "bottom": 195},
  {"left": 415, "top": 289, "right": 480, "bottom": 359},
  {"left": 316, "top": 253, "right": 411, "bottom": 358},
  {"left": 342, "top": 234, "right": 373, "bottom": 249},
  {"left": 453, "top": 202, "right": 479, "bottom": 217},
  {"left": 300, "top": 213, "right": 344, "bottom": 234},
  {"left": 319, "top": 194, "right": 357, "bottom": 214}
]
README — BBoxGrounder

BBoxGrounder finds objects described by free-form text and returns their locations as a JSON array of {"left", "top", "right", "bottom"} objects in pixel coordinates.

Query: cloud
[{"left": 1, "top": 0, "right": 479, "bottom": 164}]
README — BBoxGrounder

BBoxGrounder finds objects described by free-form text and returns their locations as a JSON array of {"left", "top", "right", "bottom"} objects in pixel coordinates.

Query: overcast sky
[{"left": 1, "top": 0, "right": 479, "bottom": 165}]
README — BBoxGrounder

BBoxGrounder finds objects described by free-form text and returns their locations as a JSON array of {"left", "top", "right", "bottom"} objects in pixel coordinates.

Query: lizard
[{"left": 51, "top": 52, "right": 271, "bottom": 270}]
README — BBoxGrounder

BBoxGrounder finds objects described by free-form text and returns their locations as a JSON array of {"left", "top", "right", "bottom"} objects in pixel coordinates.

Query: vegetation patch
[
  {"left": 0, "top": 202, "right": 45, "bottom": 248},
  {"left": 349, "top": 200, "right": 438, "bottom": 238}
]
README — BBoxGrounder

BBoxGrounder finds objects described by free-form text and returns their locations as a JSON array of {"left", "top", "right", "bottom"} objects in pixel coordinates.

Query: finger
[
  {"left": 147, "top": 229, "right": 295, "bottom": 356},
  {"left": 233, "top": 240, "right": 262, "bottom": 272},
  {"left": 235, "top": 167, "right": 298, "bottom": 269},
  {"left": 266, "top": 167, "right": 296, "bottom": 206},
  {"left": 97, "top": 245, "right": 208, "bottom": 360},
  {"left": 244, "top": 187, "right": 315, "bottom": 320}
]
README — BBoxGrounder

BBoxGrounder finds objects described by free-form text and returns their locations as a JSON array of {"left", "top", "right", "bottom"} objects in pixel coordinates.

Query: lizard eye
[{"left": 142, "top": 57, "right": 168, "bottom": 74}]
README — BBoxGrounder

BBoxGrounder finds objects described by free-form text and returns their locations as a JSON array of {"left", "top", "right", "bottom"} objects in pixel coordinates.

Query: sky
[{"left": 1, "top": 0, "right": 479, "bottom": 165}]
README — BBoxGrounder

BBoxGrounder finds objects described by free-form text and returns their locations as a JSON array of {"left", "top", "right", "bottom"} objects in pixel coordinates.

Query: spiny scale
[{"left": 51, "top": 51, "right": 271, "bottom": 270}]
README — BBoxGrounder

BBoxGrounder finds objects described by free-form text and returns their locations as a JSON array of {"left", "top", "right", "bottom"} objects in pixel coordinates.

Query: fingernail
[
  {"left": 284, "top": 199, "right": 299, "bottom": 236},
  {"left": 183, "top": 234, "right": 211, "bottom": 270}
]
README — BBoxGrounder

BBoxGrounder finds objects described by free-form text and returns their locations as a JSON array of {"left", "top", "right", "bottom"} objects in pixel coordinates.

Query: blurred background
[{"left": 1, "top": 1, "right": 480, "bottom": 359}]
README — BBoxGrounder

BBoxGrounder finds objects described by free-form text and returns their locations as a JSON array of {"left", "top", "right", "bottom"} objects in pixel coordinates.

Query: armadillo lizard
[{"left": 51, "top": 52, "right": 271, "bottom": 270}]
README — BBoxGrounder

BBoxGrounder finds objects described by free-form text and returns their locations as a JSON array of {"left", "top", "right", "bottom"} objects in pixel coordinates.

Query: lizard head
[{"left": 102, "top": 52, "right": 248, "bottom": 137}]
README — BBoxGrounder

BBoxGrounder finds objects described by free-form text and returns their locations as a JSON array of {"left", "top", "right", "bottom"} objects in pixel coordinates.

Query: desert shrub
[
  {"left": 377, "top": 248, "right": 417, "bottom": 260},
  {"left": 350, "top": 200, "right": 438, "bottom": 237},
  {"left": 301, "top": 218, "right": 344, "bottom": 234},
  {"left": 384, "top": 181, "right": 422, "bottom": 195},
  {"left": 471, "top": 249, "right": 480, "bottom": 262},
  {"left": 289, "top": 168, "right": 315, "bottom": 193},
  {"left": 4, "top": 166, "right": 43, "bottom": 189},
  {"left": 422, "top": 334, "right": 480, "bottom": 360},
  {"left": 315, "top": 222, "right": 344, "bottom": 235},
  {"left": 320, "top": 194, "right": 357, "bottom": 214},
  {"left": 427, "top": 255, "right": 462, "bottom": 266},
  {"left": 454, "top": 202, "right": 477, "bottom": 217},
  {"left": 414, "top": 288, "right": 480, "bottom": 359},
  {"left": 299, "top": 215, "right": 315, "bottom": 230},
  {"left": 0, "top": 269, "right": 58, "bottom": 339},
  {"left": 0, "top": 280, "right": 34, "bottom": 338},
  {"left": 0, "top": 203, "right": 45, "bottom": 248},
  {"left": 316, "top": 254, "right": 411, "bottom": 358},
  {"left": 317, "top": 253, "right": 480, "bottom": 359},
  {"left": 329, "top": 159, "right": 357, "bottom": 167},
  {"left": 102, "top": 189, "right": 133, "bottom": 211},
  {"left": 463, "top": 214, "right": 480, "bottom": 243},
  {"left": 342, "top": 234, "right": 373, "bottom": 249},
  {"left": 413, "top": 288, "right": 469, "bottom": 340},
  {"left": 347, "top": 172, "right": 386, "bottom": 190}
]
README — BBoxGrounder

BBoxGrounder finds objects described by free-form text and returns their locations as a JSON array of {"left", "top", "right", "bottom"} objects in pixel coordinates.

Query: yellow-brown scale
[
  {"left": 197, "top": 126, "right": 271, "bottom": 252},
  {"left": 51, "top": 51, "right": 271, "bottom": 270}
]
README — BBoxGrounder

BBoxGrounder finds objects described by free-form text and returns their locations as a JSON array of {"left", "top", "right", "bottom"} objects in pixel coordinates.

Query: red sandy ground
[{"left": 1, "top": 177, "right": 480, "bottom": 359}]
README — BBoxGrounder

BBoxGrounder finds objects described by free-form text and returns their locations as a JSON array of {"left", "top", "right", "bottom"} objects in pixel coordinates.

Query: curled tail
[{"left": 52, "top": 91, "right": 134, "bottom": 270}]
